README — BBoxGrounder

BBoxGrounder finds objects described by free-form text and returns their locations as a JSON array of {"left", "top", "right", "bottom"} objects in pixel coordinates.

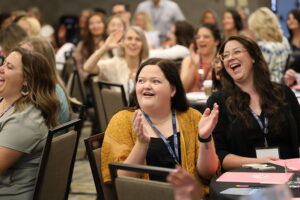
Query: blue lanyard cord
[
  {"left": 248, "top": 108, "right": 269, "bottom": 148},
  {"left": 141, "top": 110, "right": 180, "bottom": 165}
]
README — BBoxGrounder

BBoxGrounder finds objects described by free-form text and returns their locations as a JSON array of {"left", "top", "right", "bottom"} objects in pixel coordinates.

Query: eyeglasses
[{"left": 220, "top": 48, "right": 247, "bottom": 61}]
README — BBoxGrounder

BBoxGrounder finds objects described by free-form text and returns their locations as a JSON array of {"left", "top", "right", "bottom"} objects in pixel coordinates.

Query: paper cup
[{"left": 203, "top": 80, "right": 213, "bottom": 96}]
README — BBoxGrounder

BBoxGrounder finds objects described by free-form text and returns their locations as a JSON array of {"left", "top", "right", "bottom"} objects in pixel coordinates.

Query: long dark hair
[
  {"left": 219, "top": 35, "right": 288, "bottom": 133},
  {"left": 81, "top": 12, "right": 107, "bottom": 59},
  {"left": 174, "top": 20, "right": 195, "bottom": 48},
  {"left": 130, "top": 58, "right": 189, "bottom": 112},
  {"left": 287, "top": 9, "right": 300, "bottom": 42},
  {"left": 226, "top": 9, "right": 243, "bottom": 31}
]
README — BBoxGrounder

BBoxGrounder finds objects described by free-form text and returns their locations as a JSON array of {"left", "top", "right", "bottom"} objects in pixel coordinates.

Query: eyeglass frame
[{"left": 219, "top": 48, "right": 248, "bottom": 62}]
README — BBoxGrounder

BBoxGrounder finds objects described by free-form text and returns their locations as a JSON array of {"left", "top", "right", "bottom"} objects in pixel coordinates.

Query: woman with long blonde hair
[{"left": 248, "top": 7, "right": 291, "bottom": 83}]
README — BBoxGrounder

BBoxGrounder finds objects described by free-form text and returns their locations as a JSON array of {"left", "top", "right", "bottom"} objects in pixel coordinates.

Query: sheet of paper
[
  {"left": 220, "top": 188, "right": 261, "bottom": 195},
  {"left": 216, "top": 172, "right": 293, "bottom": 184}
]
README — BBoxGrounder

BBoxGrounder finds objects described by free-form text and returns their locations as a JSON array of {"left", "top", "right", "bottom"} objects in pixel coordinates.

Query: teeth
[{"left": 230, "top": 64, "right": 240, "bottom": 69}]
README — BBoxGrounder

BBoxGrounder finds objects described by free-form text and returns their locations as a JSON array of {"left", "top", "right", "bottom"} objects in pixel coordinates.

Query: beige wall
[{"left": 0, "top": 0, "right": 270, "bottom": 27}]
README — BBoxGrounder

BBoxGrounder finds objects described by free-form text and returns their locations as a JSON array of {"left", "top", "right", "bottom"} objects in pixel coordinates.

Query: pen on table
[{"left": 235, "top": 184, "right": 265, "bottom": 188}]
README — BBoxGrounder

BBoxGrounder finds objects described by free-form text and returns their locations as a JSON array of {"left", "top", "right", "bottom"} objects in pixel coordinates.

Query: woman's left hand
[{"left": 198, "top": 103, "right": 219, "bottom": 139}]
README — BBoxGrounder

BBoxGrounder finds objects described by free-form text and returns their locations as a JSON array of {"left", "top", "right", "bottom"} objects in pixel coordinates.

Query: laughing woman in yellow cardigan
[{"left": 101, "top": 58, "right": 219, "bottom": 197}]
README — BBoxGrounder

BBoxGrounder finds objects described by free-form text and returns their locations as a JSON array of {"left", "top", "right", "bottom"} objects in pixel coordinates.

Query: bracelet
[{"left": 198, "top": 135, "right": 212, "bottom": 143}]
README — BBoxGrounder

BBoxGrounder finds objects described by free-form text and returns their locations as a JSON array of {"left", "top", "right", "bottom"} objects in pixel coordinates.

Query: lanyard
[
  {"left": 249, "top": 108, "right": 269, "bottom": 148},
  {"left": 141, "top": 110, "right": 180, "bottom": 164}
]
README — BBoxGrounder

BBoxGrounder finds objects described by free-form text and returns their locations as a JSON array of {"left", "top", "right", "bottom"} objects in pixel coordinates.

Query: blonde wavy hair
[
  {"left": 133, "top": 12, "right": 153, "bottom": 31},
  {"left": 248, "top": 7, "right": 283, "bottom": 42},
  {"left": 17, "top": 16, "right": 41, "bottom": 37}
]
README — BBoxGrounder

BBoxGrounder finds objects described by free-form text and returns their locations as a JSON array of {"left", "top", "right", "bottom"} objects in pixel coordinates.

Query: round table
[{"left": 209, "top": 164, "right": 300, "bottom": 200}]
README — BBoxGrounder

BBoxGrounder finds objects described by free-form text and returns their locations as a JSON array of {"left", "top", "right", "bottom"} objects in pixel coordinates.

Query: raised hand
[
  {"left": 284, "top": 69, "right": 296, "bottom": 86},
  {"left": 132, "top": 110, "right": 150, "bottom": 144},
  {"left": 198, "top": 103, "right": 219, "bottom": 139},
  {"left": 104, "top": 30, "right": 123, "bottom": 50},
  {"left": 189, "top": 43, "right": 200, "bottom": 68}
]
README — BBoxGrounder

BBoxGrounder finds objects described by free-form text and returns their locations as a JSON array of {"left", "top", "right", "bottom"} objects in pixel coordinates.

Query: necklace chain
[{"left": 0, "top": 102, "right": 14, "bottom": 118}]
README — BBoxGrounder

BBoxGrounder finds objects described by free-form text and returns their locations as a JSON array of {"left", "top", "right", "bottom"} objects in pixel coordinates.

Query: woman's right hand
[
  {"left": 188, "top": 43, "right": 200, "bottom": 68},
  {"left": 284, "top": 69, "right": 296, "bottom": 86},
  {"left": 133, "top": 110, "right": 150, "bottom": 145},
  {"left": 104, "top": 31, "right": 123, "bottom": 50}
]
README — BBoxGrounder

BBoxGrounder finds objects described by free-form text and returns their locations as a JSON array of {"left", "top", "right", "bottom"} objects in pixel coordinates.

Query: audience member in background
[
  {"left": 0, "top": 23, "right": 28, "bottom": 57},
  {"left": 15, "top": 16, "right": 41, "bottom": 37},
  {"left": 106, "top": 15, "right": 126, "bottom": 35},
  {"left": 222, "top": 9, "right": 243, "bottom": 40},
  {"left": 111, "top": 2, "right": 131, "bottom": 28},
  {"left": 27, "top": 7, "right": 55, "bottom": 44},
  {"left": 212, "top": 55, "right": 222, "bottom": 91},
  {"left": 0, "top": 12, "right": 13, "bottom": 29},
  {"left": 20, "top": 37, "right": 71, "bottom": 124},
  {"left": 200, "top": 9, "right": 219, "bottom": 27},
  {"left": 285, "top": 9, "right": 300, "bottom": 86},
  {"left": 181, "top": 23, "right": 221, "bottom": 92},
  {"left": 287, "top": 8, "right": 300, "bottom": 51},
  {"left": 248, "top": 7, "right": 291, "bottom": 83},
  {"left": 133, "top": 12, "right": 160, "bottom": 49},
  {"left": 84, "top": 26, "right": 149, "bottom": 99},
  {"left": 236, "top": 6, "right": 253, "bottom": 38},
  {"left": 101, "top": 58, "right": 219, "bottom": 197},
  {"left": 74, "top": 12, "right": 107, "bottom": 81},
  {"left": 79, "top": 9, "right": 93, "bottom": 39},
  {"left": 10, "top": 10, "right": 27, "bottom": 21},
  {"left": 207, "top": 35, "right": 300, "bottom": 171},
  {"left": 135, "top": 0, "right": 185, "bottom": 43},
  {"left": 0, "top": 48, "right": 60, "bottom": 199},
  {"left": 149, "top": 20, "right": 194, "bottom": 60}
]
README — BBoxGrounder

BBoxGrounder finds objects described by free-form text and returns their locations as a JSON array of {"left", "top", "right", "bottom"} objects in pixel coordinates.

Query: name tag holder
[{"left": 255, "top": 147, "right": 280, "bottom": 159}]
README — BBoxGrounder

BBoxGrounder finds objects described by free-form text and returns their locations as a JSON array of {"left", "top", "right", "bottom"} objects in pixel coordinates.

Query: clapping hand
[
  {"left": 132, "top": 110, "right": 150, "bottom": 144},
  {"left": 198, "top": 103, "right": 219, "bottom": 139}
]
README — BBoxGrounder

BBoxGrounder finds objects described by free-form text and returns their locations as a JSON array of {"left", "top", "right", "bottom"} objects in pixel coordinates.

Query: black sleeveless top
[{"left": 146, "top": 132, "right": 181, "bottom": 182}]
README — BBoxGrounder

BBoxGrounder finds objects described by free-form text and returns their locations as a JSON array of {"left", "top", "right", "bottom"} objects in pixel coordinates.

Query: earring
[{"left": 21, "top": 85, "right": 29, "bottom": 96}]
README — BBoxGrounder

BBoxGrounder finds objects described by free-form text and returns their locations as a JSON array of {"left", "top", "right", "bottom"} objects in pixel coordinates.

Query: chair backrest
[
  {"left": 66, "top": 67, "right": 86, "bottom": 105},
  {"left": 98, "top": 80, "right": 128, "bottom": 123},
  {"left": 33, "top": 119, "right": 82, "bottom": 200},
  {"left": 109, "top": 162, "right": 175, "bottom": 200},
  {"left": 89, "top": 77, "right": 108, "bottom": 133},
  {"left": 84, "top": 133, "right": 117, "bottom": 200},
  {"left": 61, "top": 54, "right": 75, "bottom": 84}
]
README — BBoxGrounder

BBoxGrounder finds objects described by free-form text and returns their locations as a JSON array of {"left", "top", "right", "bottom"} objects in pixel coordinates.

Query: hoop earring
[{"left": 21, "top": 85, "right": 29, "bottom": 96}]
